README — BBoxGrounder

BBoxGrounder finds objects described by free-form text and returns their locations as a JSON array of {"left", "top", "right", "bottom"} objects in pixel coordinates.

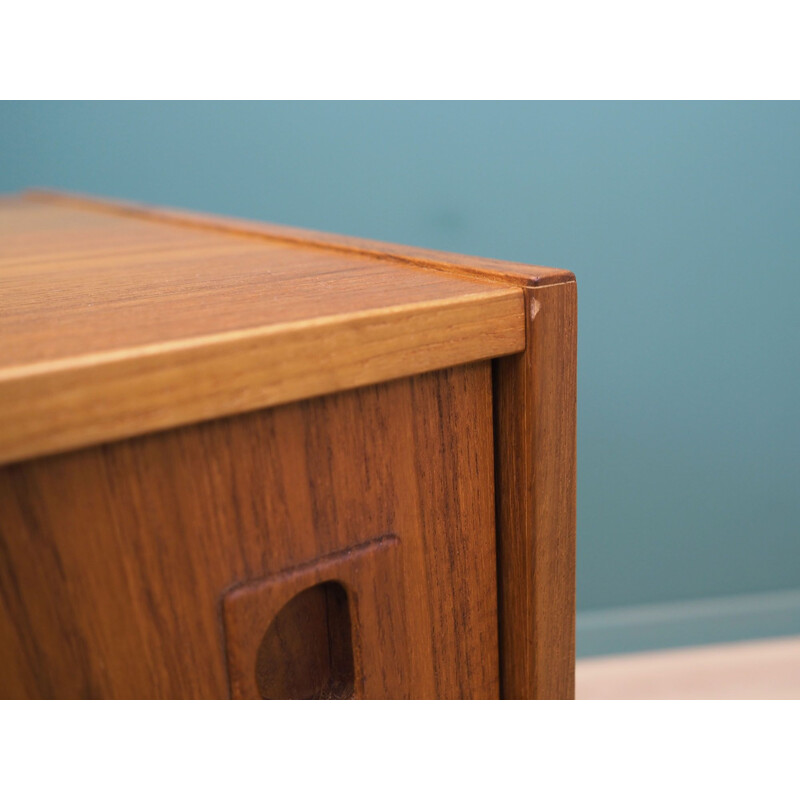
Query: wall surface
[{"left": 2, "top": 101, "right": 799, "bottom": 654}]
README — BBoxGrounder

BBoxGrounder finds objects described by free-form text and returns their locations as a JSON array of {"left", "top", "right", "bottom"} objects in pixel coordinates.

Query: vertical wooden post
[{"left": 494, "top": 279, "right": 577, "bottom": 699}]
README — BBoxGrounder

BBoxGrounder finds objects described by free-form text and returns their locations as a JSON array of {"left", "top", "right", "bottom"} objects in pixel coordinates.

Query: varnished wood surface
[
  {"left": 27, "top": 189, "right": 576, "bottom": 288},
  {"left": 1, "top": 189, "right": 578, "bottom": 700},
  {"left": 223, "top": 536, "right": 408, "bottom": 699},
  {"left": 0, "top": 364, "right": 500, "bottom": 699},
  {"left": 0, "top": 195, "right": 524, "bottom": 465},
  {"left": 494, "top": 280, "right": 577, "bottom": 699}
]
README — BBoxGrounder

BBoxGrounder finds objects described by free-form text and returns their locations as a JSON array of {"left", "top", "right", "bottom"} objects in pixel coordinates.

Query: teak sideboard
[{"left": 0, "top": 191, "right": 576, "bottom": 700}]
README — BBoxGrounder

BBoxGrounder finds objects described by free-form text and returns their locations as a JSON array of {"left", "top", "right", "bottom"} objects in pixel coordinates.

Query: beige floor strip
[{"left": 577, "top": 635, "right": 800, "bottom": 699}]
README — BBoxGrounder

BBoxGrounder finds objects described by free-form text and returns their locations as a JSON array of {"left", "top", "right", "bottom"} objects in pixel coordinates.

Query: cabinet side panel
[
  {"left": 494, "top": 281, "right": 577, "bottom": 699},
  {"left": 0, "top": 363, "right": 499, "bottom": 699}
]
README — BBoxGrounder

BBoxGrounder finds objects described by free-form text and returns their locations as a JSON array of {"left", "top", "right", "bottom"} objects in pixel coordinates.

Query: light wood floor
[{"left": 577, "top": 636, "right": 800, "bottom": 699}]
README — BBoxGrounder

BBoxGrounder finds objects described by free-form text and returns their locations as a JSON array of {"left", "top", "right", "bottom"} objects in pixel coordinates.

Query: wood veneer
[
  {"left": 0, "top": 196, "right": 523, "bottom": 465},
  {"left": 0, "top": 190, "right": 577, "bottom": 699},
  {"left": 494, "top": 281, "right": 577, "bottom": 699},
  {"left": 0, "top": 364, "right": 499, "bottom": 699}
]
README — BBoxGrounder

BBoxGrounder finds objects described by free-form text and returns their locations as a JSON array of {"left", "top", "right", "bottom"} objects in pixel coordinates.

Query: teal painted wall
[{"left": 2, "top": 102, "right": 799, "bottom": 645}]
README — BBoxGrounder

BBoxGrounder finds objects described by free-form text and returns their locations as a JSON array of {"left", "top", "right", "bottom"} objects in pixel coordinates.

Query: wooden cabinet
[{"left": 0, "top": 191, "right": 576, "bottom": 699}]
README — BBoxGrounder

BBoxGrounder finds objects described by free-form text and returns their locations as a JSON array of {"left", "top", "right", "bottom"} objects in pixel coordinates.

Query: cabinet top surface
[
  {"left": 0, "top": 191, "right": 572, "bottom": 464},
  {"left": 1, "top": 193, "right": 525, "bottom": 371}
]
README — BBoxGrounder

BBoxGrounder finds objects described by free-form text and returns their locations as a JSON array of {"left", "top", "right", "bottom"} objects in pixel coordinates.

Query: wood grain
[
  {"left": 0, "top": 363, "right": 499, "bottom": 699},
  {"left": 0, "top": 196, "right": 524, "bottom": 465},
  {"left": 1, "top": 189, "right": 578, "bottom": 699},
  {"left": 26, "top": 189, "right": 576, "bottom": 288},
  {"left": 494, "top": 280, "right": 577, "bottom": 699},
  {"left": 223, "top": 536, "right": 408, "bottom": 699}
]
